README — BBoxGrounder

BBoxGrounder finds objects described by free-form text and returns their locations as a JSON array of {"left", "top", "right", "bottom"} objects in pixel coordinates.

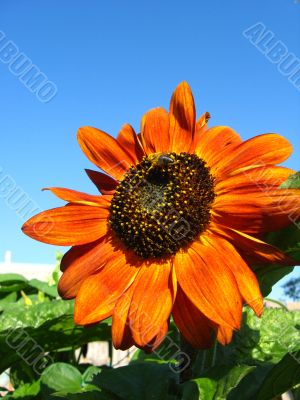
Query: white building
[{"left": 0, "top": 250, "right": 55, "bottom": 281}]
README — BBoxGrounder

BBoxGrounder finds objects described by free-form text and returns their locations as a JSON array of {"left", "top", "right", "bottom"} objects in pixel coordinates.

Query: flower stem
[{"left": 178, "top": 334, "right": 198, "bottom": 383}]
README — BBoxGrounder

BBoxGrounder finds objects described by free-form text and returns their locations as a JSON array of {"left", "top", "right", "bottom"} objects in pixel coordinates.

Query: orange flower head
[{"left": 22, "top": 82, "right": 299, "bottom": 351}]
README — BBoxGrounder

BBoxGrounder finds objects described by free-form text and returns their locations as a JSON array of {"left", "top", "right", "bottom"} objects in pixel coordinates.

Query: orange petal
[
  {"left": 140, "top": 107, "right": 170, "bottom": 154},
  {"left": 215, "top": 166, "right": 295, "bottom": 194},
  {"left": 174, "top": 237, "right": 242, "bottom": 329},
  {"left": 211, "top": 224, "right": 295, "bottom": 266},
  {"left": 22, "top": 203, "right": 109, "bottom": 246},
  {"left": 117, "top": 123, "right": 145, "bottom": 161},
  {"left": 128, "top": 260, "right": 175, "bottom": 347},
  {"left": 113, "top": 280, "right": 169, "bottom": 351},
  {"left": 216, "top": 324, "right": 234, "bottom": 346},
  {"left": 194, "top": 126, "right": 242, "bottom": 168},
  {"left": 139, "top": 321, "right": 169, "bottom": 353},
  {"left": 214, "top": 133, "right": 293, "bottom": 178},
  {"left": 112, "top": 282, "right": 136, "bottom": 350},
  {"left": 169, "top": 81, "right": 196, "bottom": 153},
  {"left": 58, "top": 235, "right": 119, "bottom": 299},
  {"left": 85, "top": 169, "right": 118, "bottom": 194},
  {"left": 77, "top": 126, "right": 135, "bottom": 180},
  {"left": 212, "top": 188, "right": 300, "bottom": 233},
  {"left": 43, "top": 187, "right": 111, "bottom": 206},
  {"left": 204, "top": 233, "right": 263, "bottom": 317},
  {"left": 173, "top": 285, "right": 212, "bottom": 349},
  {"left": 74, "top": 255, "right": 140, "bottom": 325}
]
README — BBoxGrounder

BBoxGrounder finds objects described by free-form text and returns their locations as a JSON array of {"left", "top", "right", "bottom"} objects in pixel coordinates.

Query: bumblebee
[{"left": 148, "top": 153, "right": 175, "bottom": 168}]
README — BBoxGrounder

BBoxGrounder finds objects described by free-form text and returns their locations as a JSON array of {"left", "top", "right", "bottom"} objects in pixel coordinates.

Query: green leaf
[
  {"left": 280, "top": 171, "right": 300, "bottom": 189},
  {"left": 0, "top": 292, "right": 17, "bottom": 312},
  {"left": 41, "top": 363, "right": 82, "bottom": 395},
  {"left": 92, "top": 362, "right": 177, "bottom": 400},
  {"left": 257, "top": 352, "right": 300, "bottom": 400},
  {"left": 181, "top": 365, "right": 254, "bottom": 400},
  {"left": 0, "top": 274, "right": 27, "bottom": 283},
  {"left": 9, "top": 360, "right": 39, "bottom": 387},
  {"left": 255, "top": 265, "right": 294, "bottom": 298},
  {"left": 8, "top": 380, "right": 41, "bottom": 398},
  {"left": 0, "top": 274, "right": 28, "bottom": 294},
  {"left": 81, "top": 366, "right": 102, "bottom": 384},
  {"left": 228, "top": 366, "right": 273, "bottom": 400},
  {"left": 28, "top": 279, "right": 58, "bottom": 298}
]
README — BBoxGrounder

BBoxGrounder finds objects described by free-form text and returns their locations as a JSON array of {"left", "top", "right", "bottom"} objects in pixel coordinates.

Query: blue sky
[{"left": 0, "top": 0, "right": 299, "bottom": 299}]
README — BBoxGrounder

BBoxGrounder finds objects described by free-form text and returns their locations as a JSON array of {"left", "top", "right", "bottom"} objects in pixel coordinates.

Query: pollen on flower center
[{"left": 109, "top": 152, "right": 215, "bottom": 258}]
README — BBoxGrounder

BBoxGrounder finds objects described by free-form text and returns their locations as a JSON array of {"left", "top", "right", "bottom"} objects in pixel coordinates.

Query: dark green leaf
[
  {"left": 0, "top": 274, "right": 28, "bottom": 294},
  {"left": 257, "top": 352, "right": 300, "bottom": 400},
  {"left": 255, "top": 265, "right": 294, "bottom": 298},
  {"left": 227, "top": 365, "right": 273, "bottom": 400},
  {"left": 92, "top": 362, "right": 177, "bottom": 400}
]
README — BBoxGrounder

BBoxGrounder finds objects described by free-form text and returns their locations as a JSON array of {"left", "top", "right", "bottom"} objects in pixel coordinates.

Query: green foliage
[
  {"left": 181, "top": 365, "right": 255, "bottom": 400},
  {"left": 282, "top": 277, "right": 300, "bottom": 300},
  {"left": 257, "top": 352, "right": 300, "bottom": 400}
]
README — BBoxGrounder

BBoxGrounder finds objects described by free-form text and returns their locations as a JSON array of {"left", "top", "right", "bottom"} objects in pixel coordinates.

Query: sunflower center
[{"left": 109, "top": 152, "right": 215, "bottom": 258}]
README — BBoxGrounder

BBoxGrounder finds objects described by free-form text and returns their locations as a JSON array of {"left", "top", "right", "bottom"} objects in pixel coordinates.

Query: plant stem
[
  {"left": 178, "top": 334, "right": 198, "bottom": 383},
  {"left": 265, "top": 297, "right": 289, "bottom": 311}
]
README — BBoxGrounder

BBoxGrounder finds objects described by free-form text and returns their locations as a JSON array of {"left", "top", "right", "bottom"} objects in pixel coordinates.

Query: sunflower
[{"left": 22, "top": 82, "right": 299, "bottom": 351}]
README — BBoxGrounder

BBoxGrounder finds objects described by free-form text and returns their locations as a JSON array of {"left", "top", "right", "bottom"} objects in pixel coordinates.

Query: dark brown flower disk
[{"left": 109, "top": 152, "right": 215, "bottom": 258}]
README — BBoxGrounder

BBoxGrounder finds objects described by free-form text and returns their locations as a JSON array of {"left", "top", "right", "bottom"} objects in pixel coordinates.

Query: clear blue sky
[{"left": 0, "top": 0, "right": 299, "bottom": 299}]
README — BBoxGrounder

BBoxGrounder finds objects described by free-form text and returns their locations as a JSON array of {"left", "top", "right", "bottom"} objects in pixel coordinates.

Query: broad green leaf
[
  {"left": 0, "top": 274, "right": 27, "bottom": 283},
  {"left": 255, "top": 265, "right": 294, "bottom": 298},
  {"left": 40, "top": 364, "right": 119, "bottom": 399},
  {"left": 227, "top": 365, "right": 273, "bottom": 400},
  {"left": 181, "top": 365, "right": 254, "bottom": 400},
  {"left": 41, "top": 363, "right": 82, "bottom": 395},
  {"left": 257, "top": 352, "right": 300, "bottom": 400},
  {"left": 0, "top": 274, "right": 28, "bottom": 293},
  {"left": 92, "top": 362, "right": 177, "bottom": 400},
  {"left": 28, "top": 279, "right": 58, "bottom": 298}
]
